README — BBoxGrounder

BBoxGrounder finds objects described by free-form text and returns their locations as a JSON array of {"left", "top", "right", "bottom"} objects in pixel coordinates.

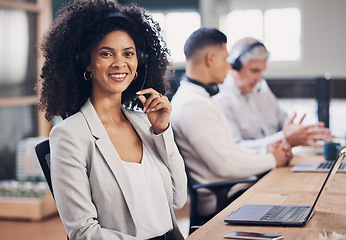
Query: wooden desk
[{"left": 186, "top": 149, "right": 346, "bottom": 240}]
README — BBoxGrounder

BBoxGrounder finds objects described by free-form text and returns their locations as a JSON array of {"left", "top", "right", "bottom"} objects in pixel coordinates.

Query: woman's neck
[{"left": 90, "top": 94, "right": 125, "bottom": 125}]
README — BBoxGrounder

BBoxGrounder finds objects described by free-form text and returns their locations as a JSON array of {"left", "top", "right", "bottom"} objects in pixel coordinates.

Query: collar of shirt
[{"left": 180, "top": 78, "right": 212, "bottom": 98}]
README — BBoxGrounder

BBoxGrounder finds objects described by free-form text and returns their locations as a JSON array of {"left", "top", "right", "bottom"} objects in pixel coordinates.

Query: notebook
[
  {"left": 291, "top": 161, "right": 346, "bottom": 172},
  {"left": 224, "top": 147, "right": 346, "bottom": 227}
]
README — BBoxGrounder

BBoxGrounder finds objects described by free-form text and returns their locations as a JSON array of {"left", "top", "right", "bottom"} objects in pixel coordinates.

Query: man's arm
[{"left": 175, "top": 100, "right": 276, "bottom": 179}]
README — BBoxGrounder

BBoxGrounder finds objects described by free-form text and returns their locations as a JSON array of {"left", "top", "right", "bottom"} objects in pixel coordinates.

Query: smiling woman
[
  {"left": 87, "top": 31, "right": 138, "bottom": 98},
  {"left": 36, "top": 1, "right": 187, "bottom": 239}
]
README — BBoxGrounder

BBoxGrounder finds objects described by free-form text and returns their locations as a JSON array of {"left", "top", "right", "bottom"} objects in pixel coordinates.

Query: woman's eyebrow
[
  {"left": 98, "top": 46, "right": 136, "bottom": 51},
  {"left": 98, "top": 46, "right": 114, "bottom": 51},
  {"left": 124, "top": 46, "right": 136, "bottom": 51}
]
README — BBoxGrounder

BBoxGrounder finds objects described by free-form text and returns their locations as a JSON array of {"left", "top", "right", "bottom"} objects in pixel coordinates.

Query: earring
[
  {"left": 84, "top": 71, "right": 92, "bottom": 81},
  {"left": 134, "top": 72, "right": 138, "bottom": 79}
]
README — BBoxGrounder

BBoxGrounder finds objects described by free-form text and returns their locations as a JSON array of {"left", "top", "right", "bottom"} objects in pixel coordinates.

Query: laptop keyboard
[
  {"left": 318, "top": 162, "right": 346, "bottom": 170},
  {"left": 261, "top": 206, "right": 310, "bottom": 221}
]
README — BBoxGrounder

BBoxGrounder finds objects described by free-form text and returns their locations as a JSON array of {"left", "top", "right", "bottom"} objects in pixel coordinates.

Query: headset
[
  {"left": 230, "top": 42, "right": 266, "bottom": 71},
  {"left": 185, "top": 76, "right": 219, "bottom": 96},
  {"left": 75, "top": 12, "right": 149, "bottom": 68},
  {"left": 102, "top": 12, "right": 149, "bottom": 68},
  {"left": 75, "top": 12, "right": 149, "bottom": 101}
]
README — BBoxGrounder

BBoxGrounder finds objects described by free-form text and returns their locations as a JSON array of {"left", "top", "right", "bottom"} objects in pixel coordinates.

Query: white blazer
[{"left": 50, "top": 99, "right": 187, "bottom": 240}]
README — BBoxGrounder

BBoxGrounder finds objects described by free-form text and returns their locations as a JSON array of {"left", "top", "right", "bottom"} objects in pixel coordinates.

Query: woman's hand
[{"left": 137, "top": 88, "right": 172, "bottom": 134}]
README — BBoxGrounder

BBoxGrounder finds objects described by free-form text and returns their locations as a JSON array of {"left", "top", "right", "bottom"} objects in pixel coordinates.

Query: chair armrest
[
  {"left": 191, "top": 178, "right": 258, "bottom": 213},
  {"left": 191, "top": 178, "right": 258, "bottom": 191}
]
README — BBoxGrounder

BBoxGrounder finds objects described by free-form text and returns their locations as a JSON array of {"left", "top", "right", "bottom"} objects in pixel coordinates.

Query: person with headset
[
  {"left": 213, "top": 37, "right": 333, "bottom": 154},
  {"left": 170, "top": 28, "right": 292, "bottom": 217},
  {"left": 36, "top": 1, "right": 187, "bottom": 239}
]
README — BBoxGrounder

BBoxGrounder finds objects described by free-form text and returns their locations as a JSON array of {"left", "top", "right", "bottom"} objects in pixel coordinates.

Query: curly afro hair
[{"left": 37, "top": 0, "right": 171, "bottom": 121}]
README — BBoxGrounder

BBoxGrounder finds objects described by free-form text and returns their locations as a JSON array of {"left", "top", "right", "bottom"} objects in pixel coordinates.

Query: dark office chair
[
  {"left": 185, "top": 164, "right": 261, "bottom": 234},
  {"left": 35, "top": 139, "right": 53, "bottom": 197},
  {"left": 35, "top": 139, "right": 69, "bottom": 240}
]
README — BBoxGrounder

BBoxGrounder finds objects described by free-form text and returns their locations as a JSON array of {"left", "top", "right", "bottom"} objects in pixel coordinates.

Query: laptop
[
  {"left": 224, "top": 147, "right": 346, "bottom": 227},
  {"left": 291, "top": 161, "right": 346, "bottom": 172}
]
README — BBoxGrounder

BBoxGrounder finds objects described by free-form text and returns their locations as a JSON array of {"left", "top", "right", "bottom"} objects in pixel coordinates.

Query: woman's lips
[{"left": 109, "top": 73, "right": 127, "bottom": 81}]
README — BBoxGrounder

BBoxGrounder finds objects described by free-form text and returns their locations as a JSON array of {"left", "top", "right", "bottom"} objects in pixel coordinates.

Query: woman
[{"left": 37, "top": 1, "right": 187, "bottom": 239}]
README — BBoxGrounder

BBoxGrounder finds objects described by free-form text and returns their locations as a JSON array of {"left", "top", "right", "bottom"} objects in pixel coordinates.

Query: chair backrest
[
  {"left": 34, "top": 139, "right": 53, "bottom": 198},
  {"left": 35, "top": 139, "right": 70, "bottom": 240},
  {"left": 184, "top": 164, "right": 205, "bottom": 232}
]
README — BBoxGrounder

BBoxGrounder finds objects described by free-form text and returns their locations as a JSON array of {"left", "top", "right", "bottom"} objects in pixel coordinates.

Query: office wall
[
  {"left": 267, "top": 0, "right": 346, "bottom": 78},
  {"left": 201, "top": 0, "right": 346, "bottom": 78},
  {"left": 52, "top": 0, "right": 346, "bottom": 79}
]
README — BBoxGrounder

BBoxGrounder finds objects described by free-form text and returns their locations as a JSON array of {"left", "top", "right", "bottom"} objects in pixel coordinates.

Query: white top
[
  {"left": 170, "top": 79, "right": 276, "bottom": 215},
  {"left": 121, "top": 143, "right": 172, "bottom": 239},
  {"left": 213, "top": 75, "right": 288, "bottom": 154}
]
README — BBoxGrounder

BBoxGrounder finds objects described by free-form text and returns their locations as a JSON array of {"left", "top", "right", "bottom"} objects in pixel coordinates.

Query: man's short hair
[{"left": 184, "top": 28, "right": 227, "bottom": 59}]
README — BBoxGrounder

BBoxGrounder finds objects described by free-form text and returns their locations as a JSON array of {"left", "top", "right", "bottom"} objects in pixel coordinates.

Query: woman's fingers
[
  {"left": 136, "top": 88, "right": 171, "bottom": 134},
  {"left": 136, "top": 88, "right": 169, "bottom": 113}
]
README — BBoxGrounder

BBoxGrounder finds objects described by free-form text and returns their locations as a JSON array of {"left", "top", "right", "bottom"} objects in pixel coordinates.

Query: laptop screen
[{"left": 305, "top": 147, "right": 346, "bottom": 221}]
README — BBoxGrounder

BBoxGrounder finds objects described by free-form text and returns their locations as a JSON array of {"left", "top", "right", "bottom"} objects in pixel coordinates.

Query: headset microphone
[
  {"left": 133, "top": 62, "right": 148, "bottom": 101},
  {"left": 75, "top": 11, "right": 150, "bottom": 107},
  {"left": 257, "top": 81, "right": 262, "bottom": 92}
]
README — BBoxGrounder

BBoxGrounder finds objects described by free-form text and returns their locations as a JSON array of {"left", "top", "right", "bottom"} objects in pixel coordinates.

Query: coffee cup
[{"left": 324, "top": 142, "right": 341, "bottom": 161}]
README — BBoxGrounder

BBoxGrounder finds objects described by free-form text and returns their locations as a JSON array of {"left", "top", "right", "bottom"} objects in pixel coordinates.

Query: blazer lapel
[
  {"left": 80, "top": 100, "right": 136, "bottom": 220},
  {"left": 122, "top": 108, "right": 152, "bottom": 145}
]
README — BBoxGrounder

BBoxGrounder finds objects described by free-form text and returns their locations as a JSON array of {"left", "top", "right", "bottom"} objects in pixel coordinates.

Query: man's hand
[
  {"left": 282, "top": 113, "right": 334, "bottom": 147},
  {"left": 267, "top": 140, "right": 292, "bottom": 167}
]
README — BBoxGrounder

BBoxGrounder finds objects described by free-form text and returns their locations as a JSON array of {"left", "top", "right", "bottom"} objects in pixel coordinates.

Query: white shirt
[
  {"left": 213, "top": 75, "right": 288, "bottom": 154},
  {"left": 170, "top": 79, "right": 276, "bottom": 215},
  {"left": 122, "top": 143, "right": 172, "bottom": 239}
]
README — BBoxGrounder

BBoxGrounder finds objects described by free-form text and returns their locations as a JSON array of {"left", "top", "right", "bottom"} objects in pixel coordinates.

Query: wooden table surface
[{"left": 186, "top": 148, "right": 346, "bottom": 240}]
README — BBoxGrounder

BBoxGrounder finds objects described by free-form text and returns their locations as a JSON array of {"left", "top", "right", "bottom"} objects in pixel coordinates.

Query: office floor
[{"left": 0, "top": 201, "right": 190, "bottom": 240}]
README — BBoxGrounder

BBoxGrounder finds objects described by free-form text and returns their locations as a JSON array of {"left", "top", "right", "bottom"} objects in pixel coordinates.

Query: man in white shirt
[
  {"left": 170, "top": 28, "right": 292, "bottom": 216},
  {"left": 213, "top": 37, "right": 333, "bottom": 154}
]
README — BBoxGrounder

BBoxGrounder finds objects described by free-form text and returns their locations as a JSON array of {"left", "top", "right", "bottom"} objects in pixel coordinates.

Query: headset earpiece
[
  {"left": 230, "top": 57, "right": 242, "bottom": 71},
  {"left": 75, "top": 51, "right": 89, "bottom": 70},
  {"left": 137, "top": 51, "right": 148, "bottom": 67},
  {"left": 230, "top": 42, "right": 266, "bottom": 71}
]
